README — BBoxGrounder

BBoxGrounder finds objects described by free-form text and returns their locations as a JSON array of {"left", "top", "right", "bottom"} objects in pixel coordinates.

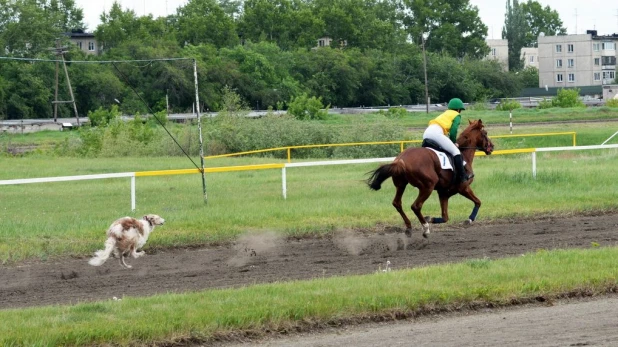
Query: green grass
[{"left": 1, "top": 247, "right": 617, "bottom": 346}]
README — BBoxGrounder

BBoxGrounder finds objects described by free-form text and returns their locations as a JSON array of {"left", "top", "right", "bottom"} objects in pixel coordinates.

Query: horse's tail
[{"left": 366, "top": 159, "right": 406, "bottom": 191}]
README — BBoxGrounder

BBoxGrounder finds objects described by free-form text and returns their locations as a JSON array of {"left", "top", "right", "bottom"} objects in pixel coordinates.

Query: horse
[{"left": 366, "top": 119, "right": 494, "bottom": 238}]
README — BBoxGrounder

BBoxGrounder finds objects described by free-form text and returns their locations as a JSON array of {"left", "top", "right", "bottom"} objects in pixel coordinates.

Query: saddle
[{"left": 421, "top": 139, "right": 455, "bottom": 167}]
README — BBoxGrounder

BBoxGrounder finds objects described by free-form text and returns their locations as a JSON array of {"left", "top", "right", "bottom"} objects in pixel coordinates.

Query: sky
[{"left": 76, "top": 0, "right": 618, "bottom": 37}]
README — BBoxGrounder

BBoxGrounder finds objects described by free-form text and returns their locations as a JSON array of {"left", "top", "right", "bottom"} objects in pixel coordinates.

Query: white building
[
  {"left": 537, "top": 30, "right": 617, "bottom": 88},
  {"left": 485, "top": 39, "right": 509, "bottom": 71},
  {"left": 520, "top": 47, "right": 538, "bottom": 69}
]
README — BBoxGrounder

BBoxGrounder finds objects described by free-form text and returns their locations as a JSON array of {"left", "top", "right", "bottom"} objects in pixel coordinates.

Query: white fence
[{"left": 1, "top": 144, "right": 618, "bottom": 209}]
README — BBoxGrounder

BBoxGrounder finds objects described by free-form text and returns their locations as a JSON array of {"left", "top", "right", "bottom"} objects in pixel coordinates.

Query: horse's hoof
[
  {"left": 422, "top": 223, "right": 430, "bottom": 238},
  {"left": 404, "top": 228, "right": 412, "bottom": 238},
  {"left": 463, "top": 219, "right": 473, "bottom": 227}
]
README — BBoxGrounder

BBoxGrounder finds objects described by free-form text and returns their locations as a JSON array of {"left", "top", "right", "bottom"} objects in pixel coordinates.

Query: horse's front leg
[{"left": 459, "top": 186, "right": 481, "bottom": 225}]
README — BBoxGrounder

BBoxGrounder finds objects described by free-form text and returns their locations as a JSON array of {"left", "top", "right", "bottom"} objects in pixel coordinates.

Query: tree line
[{"left": 0, "top": 0, "right": 548, "bottom": 120}]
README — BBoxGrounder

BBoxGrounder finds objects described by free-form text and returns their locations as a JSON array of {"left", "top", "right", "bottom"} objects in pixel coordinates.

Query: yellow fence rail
[{"left": 203, "top": 132, "right": 577, "bottom": 163}]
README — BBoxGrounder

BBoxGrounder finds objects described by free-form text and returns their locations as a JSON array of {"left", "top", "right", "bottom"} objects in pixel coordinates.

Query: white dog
[{"left": 88, "top": 214, "right": 165, "bottom": 269}]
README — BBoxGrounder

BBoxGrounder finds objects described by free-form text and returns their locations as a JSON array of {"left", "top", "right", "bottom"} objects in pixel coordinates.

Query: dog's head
[{"left": 143, "top": 214, "right": 165, "bottom": 227}]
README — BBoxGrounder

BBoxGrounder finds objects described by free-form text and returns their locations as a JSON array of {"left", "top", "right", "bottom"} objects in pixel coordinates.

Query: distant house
[
  {"left": 65, "top": 29, "right": 99, "bottom": 55},
  {"left": 315, "top": 37, "right": 347, "bottom": 49},
  {"left": 485, "top": 39, "right": 509, "bottom": 71}
]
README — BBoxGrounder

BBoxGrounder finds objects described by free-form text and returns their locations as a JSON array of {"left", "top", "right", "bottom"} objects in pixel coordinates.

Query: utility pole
[
  {"left": 421, "top": 33, "right": 429, "bottom": 114},
  {"left": 51, "top": 39, "right": 80, "bottom": 126}
]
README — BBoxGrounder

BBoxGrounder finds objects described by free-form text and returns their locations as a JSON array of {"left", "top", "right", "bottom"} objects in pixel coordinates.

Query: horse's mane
[{"left": 457, "top": 119, "right": 484, "bottom": 145}]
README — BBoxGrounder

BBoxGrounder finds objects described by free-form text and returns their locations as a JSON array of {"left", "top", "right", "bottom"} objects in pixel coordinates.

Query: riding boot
[{"left": 453, "top": 154, "right": 471, "bottom": 183}]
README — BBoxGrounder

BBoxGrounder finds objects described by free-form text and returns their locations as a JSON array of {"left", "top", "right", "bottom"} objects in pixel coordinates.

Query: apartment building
[
  {"left": 538, "top": 31, "right": 617, "bottom": 88},
  {"left": 520, "top": 47, "right": 538, "bottom": 69},
  {"left": 485, "top": 39, "right": 509, "bottom": 71}
]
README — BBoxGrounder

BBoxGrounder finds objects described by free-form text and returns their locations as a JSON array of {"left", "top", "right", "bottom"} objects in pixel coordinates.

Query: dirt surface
[
  {"left": 1, "top": 213, "right": 618, "bottom": 309},
  {"left": 226, "top": 295, "right": 618, "bottom": 347}
]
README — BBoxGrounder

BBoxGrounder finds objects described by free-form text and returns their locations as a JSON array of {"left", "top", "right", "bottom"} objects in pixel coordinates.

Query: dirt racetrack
[{"left": 1, "top": 212, "right": 618, "bottom": 309}]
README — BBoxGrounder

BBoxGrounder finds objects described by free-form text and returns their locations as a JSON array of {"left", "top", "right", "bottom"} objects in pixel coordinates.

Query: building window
[
  {"left": 595, "top": 58, "right": 601, "bottom": 66},
  {"left": 567, "top": 44, "right": 574, "bottom": 53},
  {"left": 594, "top": 72, "right": 601, "bottom": 81},
  {"left": 88, "top": 42, "right": 95, "bottom": 51},
  {"left": 593, "top": 43, "right": 601, "bottom": 51},
  {"left": 491, "top": 48, "right": 496, "bottom": 56},
  {"left": 76, "top": 42, "right": 82, "bottom": 49},
  {"left": 604, "top": 71, "right": 616, "bottom": 80},
  {"left": 556, "top": 74, "right": 563, "bottom": 82},
  {"left": 556, "top": 59, "right": 563, "bottom": 68},
  {"left": 529, "top": 55, "right": 535, "bottom": 63},
  {"left": 556, "top": 44, "right": 562, "bottom": 53},
  {"left": 567, "top": 59, "right": 575, "bottom": 67},
  {"left": 602, "top": 42, "right": 616, "bottom": 50},
  {"left": 601, "top": 56, "right": 617, "bottom": 65},
  {"left": 568, "top": 73, "right": 575, "bottom": 82}
]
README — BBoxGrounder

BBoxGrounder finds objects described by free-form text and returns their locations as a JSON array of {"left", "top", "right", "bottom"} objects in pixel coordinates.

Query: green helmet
[{"left": 447, "top": 98, "right": 465, "bottom": 110}]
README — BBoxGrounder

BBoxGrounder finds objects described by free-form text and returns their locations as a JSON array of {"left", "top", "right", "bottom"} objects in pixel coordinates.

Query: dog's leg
[
  {"left": 133, "top": 250, "right": 145, "bottom": 258},
  {"left": 120, "top": 254, "right": 132, "bottom": 269}
]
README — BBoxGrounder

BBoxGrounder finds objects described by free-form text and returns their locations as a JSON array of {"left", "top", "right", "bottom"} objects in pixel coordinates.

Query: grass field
[
  {"left": 1, "top": 109, "right": 618, "bottom": 345},
  {"left": 1, "top": 247, "right": 617, "bottom": 345}
]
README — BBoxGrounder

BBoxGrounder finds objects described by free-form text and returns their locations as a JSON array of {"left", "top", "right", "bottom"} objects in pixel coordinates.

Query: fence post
[
  {"left": 282, "top": 167, "right": 287, "bottom": 199},
  {"left": 131, "top": 175, "right": 136, "bottom": 211},
  {"left": 532, "top": 152, "right": 537, "bottom": 179}
]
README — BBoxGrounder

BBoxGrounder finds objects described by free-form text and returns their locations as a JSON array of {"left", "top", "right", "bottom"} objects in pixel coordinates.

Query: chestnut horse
[{"left": 366, "top": 119, "right": 494, "bottom": 238}]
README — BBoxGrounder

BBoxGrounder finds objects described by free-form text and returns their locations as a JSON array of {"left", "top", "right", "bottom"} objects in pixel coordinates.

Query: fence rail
[
  {"left": 2, "top": 143, "right": 616, "bottom": 209},
  {"left": 203, "top": 132, "right": 576, "bottom": 163}
]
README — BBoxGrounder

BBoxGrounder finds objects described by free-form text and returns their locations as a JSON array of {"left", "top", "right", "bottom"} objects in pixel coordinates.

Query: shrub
[
  {"left": 495, "top": 99, "right": 522, "bottom": 111},
  {"left": 537, "top": 98, "right": 553, "bottom": 109},
  {"left": 552, "top": 88, "right": 585, "bottom": 108},
  {"left": 381, "top": 107, "right": 408, "bottom": 119},
  {"left": 605, "top": 98, "right": 618, "bottom": 108},
  {"left": 287, "top": 93, "right": 330, "bottom": 120},
  {"left": 468, "top": 102, "right": 489, "bottom": 111},
  {"left": 87, "top": 105, "right": 121, "bottom": 127}
]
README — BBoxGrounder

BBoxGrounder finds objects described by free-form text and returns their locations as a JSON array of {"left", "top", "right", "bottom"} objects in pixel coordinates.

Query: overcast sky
[{"left": 77, "top": 0, "right": 618, "bottom": 38}]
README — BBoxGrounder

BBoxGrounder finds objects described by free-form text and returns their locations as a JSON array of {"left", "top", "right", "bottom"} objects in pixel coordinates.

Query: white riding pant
[{"left": 423, "top": 124, "right": 461, "bottom": 157}]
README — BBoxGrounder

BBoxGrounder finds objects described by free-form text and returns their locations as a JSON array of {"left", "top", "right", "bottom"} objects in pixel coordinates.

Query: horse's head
[{"left": 458, "top": 119, "right": 494, "bottom": 155}]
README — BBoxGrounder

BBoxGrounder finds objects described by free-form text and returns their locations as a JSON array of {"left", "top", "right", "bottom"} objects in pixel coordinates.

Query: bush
[
  {"left": 537, "top": 98, "right": 553, "bottom": 109},
  {"left": 287, "top": 93, "right": 330, "bottom": 120},
  {"left": 552, "top": 88, "right": 585, "bottom": 108},
  {"left": 87, "top": 105, "right": 121, "bottom": 127},
  {"left": 468, "top": 102, "right": 489, "bottom": 111},
  {"left": 380, "top": 107, "right": 408, "bottom": 119},
  {"left": 605, "top": 98, "right": 618, "bottom": 108},
  {"left": 495, "top": 99, "right": 522, "bottom": 111}
]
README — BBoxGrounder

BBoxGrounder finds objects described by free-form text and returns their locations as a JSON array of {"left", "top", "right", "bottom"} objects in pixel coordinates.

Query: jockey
[{"left": 423, "top": 97, "right": 472, "bottom": 183}]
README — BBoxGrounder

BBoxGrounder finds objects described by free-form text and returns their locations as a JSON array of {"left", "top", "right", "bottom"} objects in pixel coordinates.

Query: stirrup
[{"left": 460, "top": 173, "right": 475, "bottom": 183}]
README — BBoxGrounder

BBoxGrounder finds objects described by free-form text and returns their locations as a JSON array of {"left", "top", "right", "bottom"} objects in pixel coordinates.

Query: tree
[
  {"left": 402, "top": 0, "right": 489, "bottom": 59},
  {"left": 502, "top": 0, "right": 526, "bottom": 71},
  {"left": 0, "top": 0, "right": 84, "bottom": 56},
  {"left": 520, "top": 1, "right": 566, "bottom": 47},
  {"left": 175, "top": 0, "right": 238, "bottom": 47}
]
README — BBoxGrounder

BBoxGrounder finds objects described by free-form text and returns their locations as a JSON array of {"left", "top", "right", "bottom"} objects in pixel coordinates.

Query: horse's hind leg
[
  {"left": 411, "top": 187, "right": 433, "bottom": 238},
  {"left": 391, "top": 181, "right": 412, "bottom": 236}
]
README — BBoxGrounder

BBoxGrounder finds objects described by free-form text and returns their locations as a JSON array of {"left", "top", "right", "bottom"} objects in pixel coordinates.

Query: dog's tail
[{"left": 88, "top": 237, "right": 116, "bottom": 266}]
